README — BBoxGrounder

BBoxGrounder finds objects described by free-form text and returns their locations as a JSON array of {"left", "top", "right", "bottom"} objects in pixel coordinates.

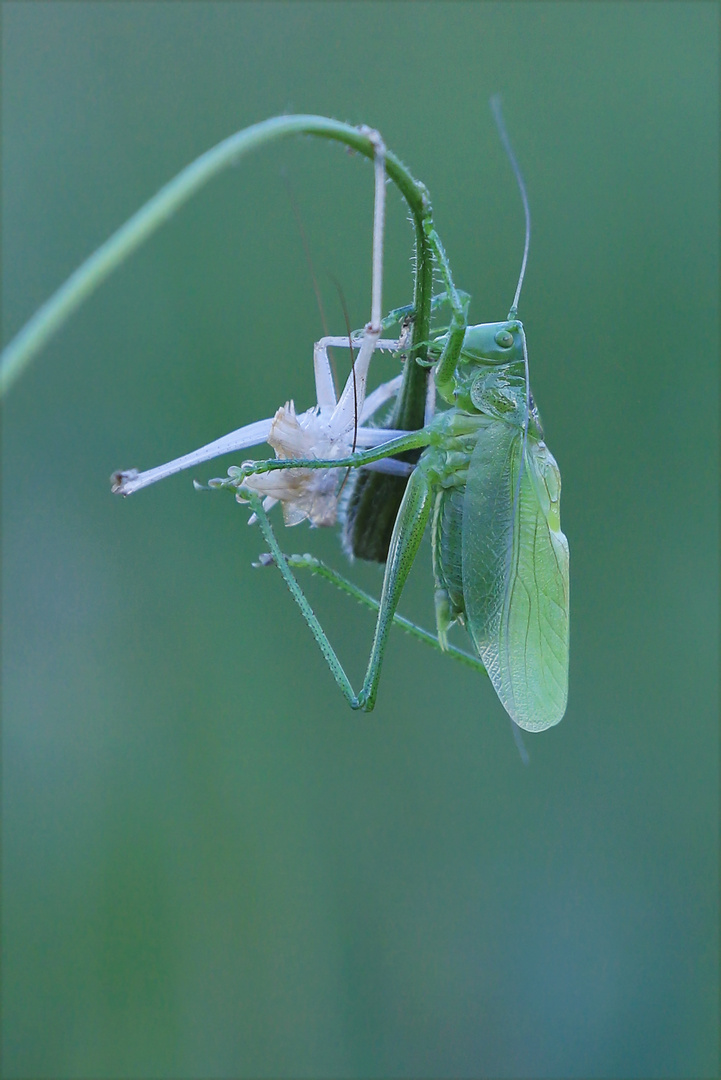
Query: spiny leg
[
  {"left": 421, "top": 219, "right": 468, "bottom": 399},
  {"left": 249, "top": 493, "right": 356, "bottom": 704},
  {"left": 222, "top": 428, "right": 433, "bottom": 491},
  {"left": 274, "top": 552, "right": 488, "bottom": 675},
  {"left": 247, "top": 459, "right": 433, "bottom": 710},
  {"left": 282, "top": 546, "right": 529, "bottom": 762},
  {"left": 380, "top": 290, "right": 470, "bottom": 333},
  {"left": 222, "top": 420, "right": 424, "bottom": 531}
]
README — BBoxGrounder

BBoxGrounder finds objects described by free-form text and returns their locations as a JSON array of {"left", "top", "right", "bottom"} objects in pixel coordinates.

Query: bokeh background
[{"left": 2, "top": 3, "right": 718, "bottom": 1077}]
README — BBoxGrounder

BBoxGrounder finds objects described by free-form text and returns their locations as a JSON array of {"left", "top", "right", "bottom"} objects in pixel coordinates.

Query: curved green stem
[{"left": 1, "top": 114, "right": 432, "bottom": 397}]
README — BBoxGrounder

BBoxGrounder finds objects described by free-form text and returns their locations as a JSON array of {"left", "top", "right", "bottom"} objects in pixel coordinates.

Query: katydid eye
[{"left": 495, "top": 330, "right": 514, "bottom": 348}]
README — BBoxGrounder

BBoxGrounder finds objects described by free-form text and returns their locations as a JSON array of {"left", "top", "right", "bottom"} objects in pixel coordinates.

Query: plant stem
[{"left": 1, "top": 114, "right": 432, "bottom": 397}]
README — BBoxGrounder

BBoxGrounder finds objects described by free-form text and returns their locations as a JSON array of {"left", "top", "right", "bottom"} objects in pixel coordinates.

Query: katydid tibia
[{"left": 109, "top": 107, "right": 569, "bottom": 733}]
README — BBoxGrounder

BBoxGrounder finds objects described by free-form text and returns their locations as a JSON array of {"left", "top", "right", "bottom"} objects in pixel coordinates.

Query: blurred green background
[{"left": 2, "top": 3, "right": 718, "bottom": 1077}]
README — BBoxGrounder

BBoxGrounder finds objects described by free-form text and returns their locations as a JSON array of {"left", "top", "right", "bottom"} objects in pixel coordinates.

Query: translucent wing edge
[
  {"left": 462, "top": 427, "right": 569, "bottom": 732},
  {"left": 498, "top": 439, "right": 569, "bottom": 731}
]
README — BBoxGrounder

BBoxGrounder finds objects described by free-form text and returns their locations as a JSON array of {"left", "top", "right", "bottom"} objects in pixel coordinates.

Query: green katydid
[{"left": 207, "top": 103, "right": 570, "bottom": 732}]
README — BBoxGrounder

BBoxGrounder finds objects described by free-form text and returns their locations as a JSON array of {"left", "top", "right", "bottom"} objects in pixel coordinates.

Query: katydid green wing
[{"left": 461, "top": 422, "right": 569, "bottom": 730}]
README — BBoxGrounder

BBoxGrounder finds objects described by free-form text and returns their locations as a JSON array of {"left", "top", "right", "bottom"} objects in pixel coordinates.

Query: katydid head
[
  {"left": 459, "top": 320, "right": 524, "bottom": 365},
  {"left": 437, "top": 319, "right": 528, "bottom": 420}
]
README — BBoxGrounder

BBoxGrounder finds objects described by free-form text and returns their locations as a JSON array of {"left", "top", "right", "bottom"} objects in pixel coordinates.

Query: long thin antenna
[
  {"left": 492, "top": 98, "right": 533, "bottom": 651},
  {"left": 329, "top": 275, "right": 359, "bottom": 455},
  {"left": 490, "top": 95, "right": 530, "bottom": 318},
  {"left": 281, "top": 169, "right": 331, "bottom": 338},
  {"left": 328, "top": 277, "right": 357, "bottom": 500},
  {"left": 281, "top": 168, "right": 338, "bottom": 391}
]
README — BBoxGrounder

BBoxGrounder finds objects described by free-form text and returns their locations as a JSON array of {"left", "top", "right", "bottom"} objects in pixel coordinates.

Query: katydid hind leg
[
  {"left": 357, "top": 465, "right": 434, "bottom": 709},
  {"left": 251, "top": 467, "right": 433, "bottom": 712}
]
